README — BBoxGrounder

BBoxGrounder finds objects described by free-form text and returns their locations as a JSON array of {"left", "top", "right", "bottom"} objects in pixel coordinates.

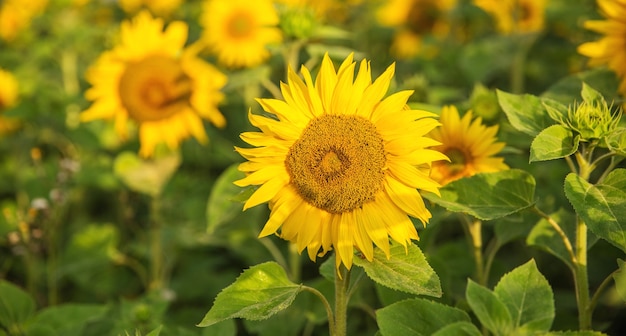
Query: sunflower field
[{"left": 1, "top": 0, "right": 626, "bottom": 335}]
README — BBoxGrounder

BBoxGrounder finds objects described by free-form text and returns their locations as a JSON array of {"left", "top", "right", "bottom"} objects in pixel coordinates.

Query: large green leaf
[
  {"left": 206, "top": 163, "right": 245, "bottom": 234},
  {"left": 376, "top": 298, "right": 471, "bottom": 336},
  {"left": 527, "top": 209, "right": 576, "bottom": 268},
  {"left": 466, "top": 280, "right": 513, "bottom": 336},
  {"left": 424, "top": 170, "right": 535, "bottom": 221},
  {"left": 353, "top": 242, "right": 441, "bottom": 297},
  {"left": 0, "top": 280, "right": 35, "bottom": 332},
  {"left": 29, "top": 304, "right": 108, "bottom": 336},
  {"left": 564, "top": 169, "right": 626, "bottom": 253},
  {"left": 613, "top": 259, "right": 626, "bottom": 303},
  {"left": 497, "top": 90, "right": 556, "bottom": 136},
  {"left": 493, "top": 259, "right": 554, "bottom": 333},
  {"left": 431, "top": 322, "right": 482, "bottom": 336},
  {"left": 530, "top": 125, "right": 579, "bottom": 163},
  {"left": 198, "top": 262, "right": 302, "bottom": 327}
]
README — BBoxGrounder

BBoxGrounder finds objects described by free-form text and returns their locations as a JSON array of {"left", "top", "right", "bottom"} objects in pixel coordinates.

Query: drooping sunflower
[
  {"left": 200, "top": 0, "right": 282, "bottom": 68},
  {"left": 235, "top": 53, "right": 447, "bottom": 270},
  {"left": 578, "top": 0, "right": 626, "bottom": 96},
  {"left": 376, "top": 0, "right": 457, "bottom": 59},
  {"left": 473, "top": 0, "right": 546, "bottom": 34},
  {"left": 427, "top": 105, "right": 508, "bottom": 185},
  {"left": 81, "top": 11, "right": 227, "bottom": 157},
  {"left": 0, "top": 0, "right": 48, "bottom": 42},
  {"left": 0, "top": 68, "right": 20, "bottom": 134},
  {"left": 118, "top": 0, "right": 183, "bottom": 16}
]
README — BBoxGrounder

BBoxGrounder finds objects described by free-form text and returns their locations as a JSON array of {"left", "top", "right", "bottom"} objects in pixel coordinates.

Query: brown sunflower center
[
  {"left": 118, "top": 55, "right": 192, "bottom": 123},
  {"left": 285, "top": 114, "right": 386, "bottom": 214},
  {"left": 226, "top": 12, "right": 254, "bottom": 39},
  {"left": 444, "top": 147, "right": 469, "bottom": 175},
  {"left": 407, "top": 0, "right": 439, "bottom": 34}
]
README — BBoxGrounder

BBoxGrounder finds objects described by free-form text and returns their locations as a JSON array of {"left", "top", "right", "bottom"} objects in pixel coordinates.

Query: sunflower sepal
[
  {"left": 351, "top": 242, "right": 442, "bottom": 297},
  {"left": 198, "top": 262, "right": 303, "bottom": 327}
]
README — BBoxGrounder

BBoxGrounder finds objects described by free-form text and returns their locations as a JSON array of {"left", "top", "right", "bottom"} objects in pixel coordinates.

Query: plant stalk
[{"left": 334, "top": 265, "right": 350, "bottom": 336}]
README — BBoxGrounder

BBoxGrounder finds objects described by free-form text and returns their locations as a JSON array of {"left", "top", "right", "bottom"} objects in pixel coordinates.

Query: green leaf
[
  {"left": 493, "top": 259, "right": 555, "bottom": 333},
  {"left": 0, "top": 280, "right": 36, "bottom": 331},
  {"left": 527, "top": 209, "right": 576, "bottom": 268},
  {"left": 542, "top": 332, "right": 608, "bottom": 336},
  {"left": 353, "top": 242, "right": 441, "bottom": 297},
  {"left": 530, "top": 125, "right": 579, "bottom": 163},
  {"left": 431, "top": 322, "right": 482, "bottom": 336},
  {"left": 198, "top": 262, "right": 302, "bottom": 327},
  {"left": 29, "top": 304, "right": 108, "bottom": 336},
  {"left": 146, "top": 325, "right": 163, "bottom": 336},
  {"left": 542, "top": 68, "right": 619, "bottom": 104},
  {"left": 377, "top": 298, "right": 471, "bottom": 336},
  {"left": 564, "top": 169, "right": 626, "bottom": 253},
  {"left": 466, "top": 280, "right": 513, "bottom": 336},
  {"left": 497, "top": 90, "right": 555, "bottom": 136},
  {"left": 113, "top": 151, "right": 181, "bottom": 196},
  {"left": 581, "top": 82, "right": 605, "bottom": 104},
  {"left": 494, "top": 213, "right": 535, "bottom": 247},
  {"left": 424, "top": 170, "right": 535, "bottom": 221},
  {"left": 613, "top": 259, "right": 626, "bottom": 303},
  {"left": 206, "top": 164, "right": 245, "bottom": 234}
]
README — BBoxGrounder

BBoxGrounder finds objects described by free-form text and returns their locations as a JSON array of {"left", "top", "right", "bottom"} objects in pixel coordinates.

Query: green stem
[
  {"left": 288, "top": 243, "right": 302, "bottom": 282},
  {"left": 302, "top": 285, "right": 335, "bottom": 334},
  {"left": 462, "top": 216, "right": 486, "bottom": 285},
  {"left": 532, "top": 206, "right": 576, "bottom": 267},
  {"left": 149, "top": 196, "right": 163, "bottom": 290},
  {"left": 334, "top": 265, "right": 350, "bottom": 336},
  {"left": 574, "top": 216, "right": 591, "bottom": 330},
  {"left": 589, "top": 269, "right": 619, "bottom": 314}
]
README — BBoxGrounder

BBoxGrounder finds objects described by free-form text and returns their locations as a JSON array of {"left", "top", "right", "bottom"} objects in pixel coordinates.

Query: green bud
[
  {"left": 565, "top": 99, "right": 620, "bottom": 142},
  {"left": 280, "top": 8, "right": 317, "bottom": 39},
  {"left": 470, "top": 83, "right": 501, "bottom": 122}
]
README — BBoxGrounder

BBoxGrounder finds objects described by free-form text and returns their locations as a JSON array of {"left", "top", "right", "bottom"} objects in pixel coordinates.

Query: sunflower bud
[
  {"left": 470, "top": 83, "right": 501, "bottom": 123},
  {"left": 280, "top": 7, "right": 317, "bottom": 39},
  {"left": 566, "top": 99, "right": 620, "bottom": 142}
]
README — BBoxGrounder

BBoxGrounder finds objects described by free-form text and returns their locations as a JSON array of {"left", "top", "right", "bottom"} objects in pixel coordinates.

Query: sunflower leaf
[
  {"left": 198, "top": 262, "right": 302, "bottom": 327},
  {"left": 530, "top": 125, "right": 579, "bottom": 163},
  {"left": 497, "top": 90, "right": 556, "bottom": 136},
  {"left": 0, "top": 280, "right": 36, "bottom": 331},
  {"left": 465, "top": 280, "right": 513, "bottom": 335},
  {"left": 564, "top": 169, "right": 626, "bottom": 253},
  {"left": 424, "top": 169, "right": 536, "bottom": 221},
  {"left": 206, "top": 163, "right": 246, "bottom": 234},
  {"left": 527, "top": 209, "right": 576, "bottom": 268},
  {"left": 353, "top": 242, "right": 441, "bottom": 297},
  {"left": 376, "top": 298, "right": 472, "bottom": 336}
]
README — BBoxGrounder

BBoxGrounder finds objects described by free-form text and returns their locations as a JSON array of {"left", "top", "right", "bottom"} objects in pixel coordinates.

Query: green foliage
[
  {"left": 527, "top": 209, "right": 576, "bottom": 268},
  {"left": 424, "top": 169, "right": 536, "bottom": 220},
  {"left": 564, "top": 169, "right": 626, "bottom": 253},
  {"left": 530, "top": 125, "right": 579, "bottom": 163},
  {"left": 206, "top": 163, "right": 245, "bottom": 234},
  {"left": 497, "top": 90, "right": 557, "bottom": 137},
  {"left": 0, "top": 281, "right": 35, "bottom": 334}
]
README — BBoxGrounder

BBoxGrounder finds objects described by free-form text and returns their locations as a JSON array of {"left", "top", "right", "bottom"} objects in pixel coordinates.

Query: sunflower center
[
  {"left": 285, "top": 115, "right": 386, "bottom": 214},
  {"left": 118, "top": 55, "right": 192, "bottom": 123},
  {"left": 226, "top": 12, "right": 254, "bottom": 39},
  {"left": 407, "top": 1, "right": 439, "bottom": 34},
  {"left": 444, "top": 147, "right": 469, "bottom": 175}
]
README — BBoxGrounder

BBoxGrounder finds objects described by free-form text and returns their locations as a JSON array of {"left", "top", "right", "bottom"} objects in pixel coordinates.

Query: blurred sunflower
[
  {"left": 275, "top": 0, "right": 364, "bottom": 23},
  {"left": 0, "top": 68, "right": 20, "bottom": 134},
  {"left": 118, "top": 0, "right": 183, "bottom": 16},
  {"left": 81, "top": 11, "right": 227, "bottom": 157},
  {"left": 428, "top": 106, "right": 508, "bottom": 185},
  {"left": 473, "top": 0, "right": 546, "bottom": 34},
  {"left": 578, "top": 0, "right": 626, "bottom": 96},
  {"left": 376, "top": 0, "right": 457, "bottom": 59},
  {"left": 235, "top": 53, "right": 447, "bottom": 270},
  {"left": 0, "top": 0, "right": 48, "bottom": 42},
  {"left": 200, "top": 0, "right": 282, "bottom": 68}
]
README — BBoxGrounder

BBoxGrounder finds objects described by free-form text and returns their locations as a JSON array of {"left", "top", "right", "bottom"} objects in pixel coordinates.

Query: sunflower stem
[
  {"left": 462, "top": 215, "right": 486, "bottom": 285},
  {"left": 149, "top": 196, "right": 164, "bottom": 290},
  {"left": 333, "top": 265, "right": 350, "bottom": 336},
  {"left": 288, "top": 243, "right": 302, "bottom": 282}
]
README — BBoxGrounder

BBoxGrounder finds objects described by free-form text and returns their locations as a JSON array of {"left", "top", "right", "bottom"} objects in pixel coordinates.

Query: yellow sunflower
[
  {"left": 200, "top": 0, "right": 282, "bottom": 68},
  {"left": 377, "top": 0, "right": 457, "bottom": 59},
  {"left": 473, "top": 0, "right": 546, "bottom": 34},
  {"left": 578, "top": 0, "right": 626, "bottom": 96},
  {"left": 428, "top": 105, "right": 508, "bottom": 185},
  {"left": 235, "top": 53, "right": 447, "bottom": 270},
  {"left": 81, "top": 11, "right": 227, "bottom": 157},
  {"left": 118, "top": 0, "right": 183, "bottom": 16},
  {"left": 0, "top": 68, "right": 20, "bottom": 134},
  {"left": 0, "top": 0, "right": 48, "bottom": 42}
]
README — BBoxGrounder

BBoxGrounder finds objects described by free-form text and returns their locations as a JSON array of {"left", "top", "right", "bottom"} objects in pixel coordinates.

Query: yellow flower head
[
  {"left": 0, "top": 0, "right": 48, "bottom": 42},
  {"left": 0, "top": 68, "right": 20, "bottom": 134},
  {"left": 81, "top": 11, "right": 227, "bottom": 157},
  {"left": 235, "top": 53, "right": 447, "bottom": 271},
  {"left": 118, "top": 0, "right": 183, "bottom": 16},
  {"left": 200, "top": 0, "right": 282, "bottom": 68},
  {"left": 473, "top": 0, "right": 546, "bottom": 34},
  {"left": 377, "top": 0, "right": 457, "bottom": 59},
  {"left": 578, "top": 0, "right": 626, "bottom": 95},
  {"left": 428, "top": 106, "right": 508, "bottom": 185}
]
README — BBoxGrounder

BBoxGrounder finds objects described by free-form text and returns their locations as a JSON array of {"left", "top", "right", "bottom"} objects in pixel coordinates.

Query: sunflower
[
  {"left": 376, "top": 0, "right": 457, "bottom": 59},
  {"left": 427, "top": 105, "right": 508, "bottom": 185},
  {"left": 118, "top": 0, "right": 183, "bottom": 16},
  {"left": 81, "top": 11, "right": 227, "bottom": 157},
  {"left": 0, "top": 68, "right": 20, "bottom": 134},
  {"left": 200, "top": 0, "right": 282, "bottom": 68},
  {"left": 235, "top": 53, "right": 447, "bottom": 270},
  {"left": 0, "top": 0, "right": 48, "bottom": 42},
  {"left": 578, "top": 0, "right": 626, "bottom": 96},
  {"left": 473, "top": 0, "right": 546, "bottom": 34}
]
